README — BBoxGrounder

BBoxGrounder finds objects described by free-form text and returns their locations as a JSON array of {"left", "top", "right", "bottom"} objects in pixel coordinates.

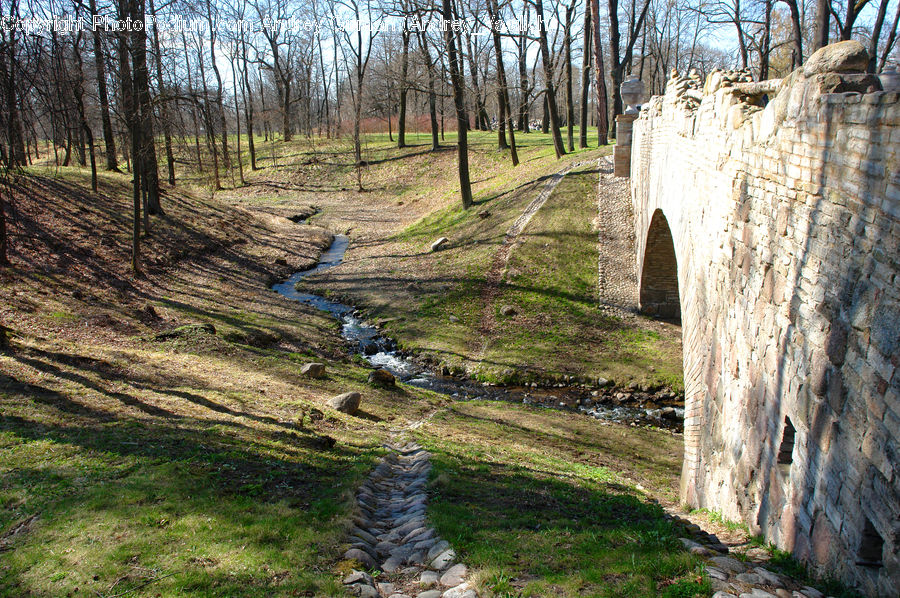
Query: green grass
[
  {"left": 416, "top": 401, "right": 702, "bottom": 597},
  {"left": 376, "top": 157, "right": 683, "bottom": 389},
  {"left": 0, "top": 374, "right": 367, "bottom": 596},
  {"left": 3, "top": 126, "right": 692, "bottom": 597}
]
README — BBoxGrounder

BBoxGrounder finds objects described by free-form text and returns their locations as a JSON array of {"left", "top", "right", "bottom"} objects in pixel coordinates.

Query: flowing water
[{"left": 272, "top": 235, "right": 683, "bottom": 430}]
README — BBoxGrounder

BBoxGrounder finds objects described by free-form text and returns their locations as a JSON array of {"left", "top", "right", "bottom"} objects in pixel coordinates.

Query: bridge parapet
[{"left": 630, "top": 41, "right": 899, "bottom": 596}]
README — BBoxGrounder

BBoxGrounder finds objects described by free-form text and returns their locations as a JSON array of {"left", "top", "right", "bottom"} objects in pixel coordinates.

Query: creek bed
[{"left": 272, "top": 234, "right": 684, "bottom": 431}]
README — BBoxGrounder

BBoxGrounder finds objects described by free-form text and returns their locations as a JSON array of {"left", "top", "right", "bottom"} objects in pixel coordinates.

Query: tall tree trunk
[
  {"left": 565, "top": 3, "right": 575, "bottom": 152},
  {"left": 282, "top": 80, "right": 292, "bottom": 142},
  {"left": 497, "top": 90, "right": 509, "bottom": 149},
  {"left": 182, "top": 32, "right": 203, "bottom": 173},
  {"left": 442, "top": 0, "right": 473, "bottom": 209},
  {"left": 783, "top": 0, "right": 803, "bottom": 69},
  {"left": 197, "top": 37, "right": 221, "bottom": 189},
  {"left": 542, "top": 95, "right": 549, "bottom": 133},
  {"left": 879, "top": 3, "right": 900, "bottom": 72},
  {"left": 462, "top": 25, "right": 489, "bottom": 130},
  {"left": 150, "top": 0, "right": 175, "bottom": 185},
  {"left": 535, "top": 0, "right": 567, "bottom": 158},
  {"left": 117, "top": 3, "right": 141, "bottom": 273},
  {"left": 814, "top": 0, "right": 830, "bottom": 51},
  {"left": 72, "top": 31, "right": 98, "bottom": 192},
  {"left": 517, "top": 12, "right": 530, "bottom": 133},
  {"left": 761, "top": 0, "right": 772, "bottom": 79},
  {"left": 89, "top": 0, "right": 118, "bottom": 171},
  {"left": 840, "top": 0, "right": 859, "bottom": 40},
  {"left": 488, "top": 0, "right": 518, "bottom": 165},
  {"left": 129, "top": 0, "right": 160, "bottom": 216},
  {"left": 206, "top": 3, "right": 230, "bottom": 174},
  {"left": 608, "top": 0, "right": 623, "bottom": 136},
  {"left": 419, "top": 31, "right": 440, "bottom": 151},
  {"left": 868, "top": 0, "right": 891, "bottom": 72},
  {"left": 2, "top": 0, "right": 26, "bottom": 167},
  {"left": 591, "top": 0, "right": 609, "bottom": 145},
  {"left": 0, "top": 183, "right": 8, "bottom": 267},
  {"left": 579, "top": 0, "right": 592, "bottom": 148},
  {"left": 353, "top": 70, "right": 363, "bottom": 191},
  {"left": 398, "top": 29, "right": 410, "bottom": 148},
  {"left": 240, "top": 36, "right": 258, "bottom": 170},
  {"left": 230, "top": 54, "right": 245, "bottom": 186}
]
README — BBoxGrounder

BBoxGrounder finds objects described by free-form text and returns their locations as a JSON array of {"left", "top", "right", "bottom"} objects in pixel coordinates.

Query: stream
[{"left": 272, "top": 235, "right": 684, "bottom": 430}]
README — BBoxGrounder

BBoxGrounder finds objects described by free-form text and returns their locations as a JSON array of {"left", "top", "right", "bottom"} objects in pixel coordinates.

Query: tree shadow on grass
[{"left": 425, "top": 450, "right": 696, "bottom": 596}]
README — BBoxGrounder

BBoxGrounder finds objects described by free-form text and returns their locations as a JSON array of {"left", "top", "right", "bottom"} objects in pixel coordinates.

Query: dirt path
[{"left": 473, "top": 160, "right": 596, "bottom": 358}]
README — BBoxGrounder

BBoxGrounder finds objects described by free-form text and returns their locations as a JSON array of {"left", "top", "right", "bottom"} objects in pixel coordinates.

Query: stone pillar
[{"left": 613, "top": 113, "right": 637, "bottom": 177}]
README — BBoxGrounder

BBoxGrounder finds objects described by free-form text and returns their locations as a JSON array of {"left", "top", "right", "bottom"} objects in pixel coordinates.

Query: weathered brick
[{"left": 631, "top": 68, "right": 898, "bottom": 596}]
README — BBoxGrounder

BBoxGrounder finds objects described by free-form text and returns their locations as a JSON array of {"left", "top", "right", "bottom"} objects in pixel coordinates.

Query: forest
[
  {"left": 0, "top": 0, "right": 898, "bottom": 597},
  {"left": 0, "top": 0, "right": 898, "bottom": 274}
]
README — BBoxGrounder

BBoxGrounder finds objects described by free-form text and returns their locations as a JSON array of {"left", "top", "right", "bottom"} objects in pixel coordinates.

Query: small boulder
[
  {"left": 301, "top": 362, "right": 326, "bottom": 378},
  {"left": 431, "top": 237, "right": 449, "bottom": 252},
  {"left": 499, "top": 305, "right": 517, "bottom": 317},
  {"left": 419, "top": 570, "right": 440, "bottom": 588},
  {"left": 440, "top": 563, "right": 467, "bottom": 587},
  {"left": 803, "top": 40, "right": 869, "bottom": 76},
  {"left": 328, "top": 392, "right": 361, "bottom": 415},
  {"left": 344, "top": 570, "right": 374, "bottom": 586},
  {"left": 368, "top": 369, "right": 396, "bottom": 387},
  {"left": 430, "top": 548, "right": 456, "bottom": 570}
]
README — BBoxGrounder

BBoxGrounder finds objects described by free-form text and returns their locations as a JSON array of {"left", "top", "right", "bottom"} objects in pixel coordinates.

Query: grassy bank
[
  {"left": 0, "top": 166, "right": 441, "bottom": 596},
  {"left": 417, "top": 401, "right": 703, "bottom": 598},
  {"left": 239, "top": 130, "right": 684, "bottom": 389},
  {"left": 1, "top": 131, "right": 691, "bottom": 597}
]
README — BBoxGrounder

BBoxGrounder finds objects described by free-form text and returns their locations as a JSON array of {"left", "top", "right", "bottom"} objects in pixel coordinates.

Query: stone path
[
  {"left": 668, "top": 513, "right": 833, "bottom": 598},
  {"left": 342, "top": 438, "right": 478, "bottom": 598},
  {"left": 595, "top": 155, "right": 639, "bottom": 316}
]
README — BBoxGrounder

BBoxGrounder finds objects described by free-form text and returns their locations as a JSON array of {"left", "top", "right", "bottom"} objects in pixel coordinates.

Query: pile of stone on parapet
[{"left": 648, "top": 40, "right": 889, "bottom": 118}]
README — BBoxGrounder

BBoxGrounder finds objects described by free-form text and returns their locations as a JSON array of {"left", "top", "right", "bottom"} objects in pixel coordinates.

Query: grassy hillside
[
  {"left": 233, "top": 129, "right": 685, "bottom": 389},
  {"left": 0, "top": 131, "right": 696, "bottom": 597}
]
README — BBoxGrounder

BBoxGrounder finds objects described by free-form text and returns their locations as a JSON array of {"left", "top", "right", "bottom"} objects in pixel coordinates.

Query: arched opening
[{"left": 639, "top": 210, "right": 681, "bottom": 322}]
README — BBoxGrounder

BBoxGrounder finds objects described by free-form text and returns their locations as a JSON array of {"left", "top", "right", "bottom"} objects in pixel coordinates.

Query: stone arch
[{"left": 639, "top": 209, "right": 680, "bottom": 321}]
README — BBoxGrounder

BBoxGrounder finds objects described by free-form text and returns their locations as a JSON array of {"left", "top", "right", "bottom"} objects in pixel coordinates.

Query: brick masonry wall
[{"left": 630, "top": 69, "right": 899, "bottom": 596}]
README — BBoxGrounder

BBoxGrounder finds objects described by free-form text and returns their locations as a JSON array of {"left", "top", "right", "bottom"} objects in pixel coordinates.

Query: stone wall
[{"left": 630, "top": 44, "right": 899, "bottom": 597}]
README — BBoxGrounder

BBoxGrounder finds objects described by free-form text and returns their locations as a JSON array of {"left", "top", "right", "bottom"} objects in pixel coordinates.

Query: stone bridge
[{"left": 627, "top": 42, "right": 899, "bottom": 596}]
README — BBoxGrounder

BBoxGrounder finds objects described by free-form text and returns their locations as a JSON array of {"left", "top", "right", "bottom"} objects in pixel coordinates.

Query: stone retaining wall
[{"left": 630, "top": 45, "right": 899, "bottom": 596}]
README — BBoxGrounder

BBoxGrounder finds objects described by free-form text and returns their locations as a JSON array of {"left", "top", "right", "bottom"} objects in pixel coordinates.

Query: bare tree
[
  {"left": 487, "top": 0, "right": 519, "bottom": 164},
  {"left": 868, "top": 0, "right": 893, "bottom": 71},
  {"left": 535, "top": 0, "right": 567, "bottom": 158},
  {"left": 591, "top": 0, "right": 609, "bottom": 144},
  {"left": 814, "top": 0, "right": 830, "bottom": 50},
  {"left": 579, "top": 0, "right": 592, "bottom": 147},
  {"left": 89, "top": 0, "right": 119, "bottom": 171},
  {"left": 1, "top": 0, "right": 27, "bottom": 168},
  {"left": 879, "top": 2, "right": 900, "bottom": 72},
  {"left": 334, "top": 0, "right": 380, "bottom": 191},
  {"left": 443, "top": 0, "right": 474, "bottom": 208},
  {"left": 150, "top": 0, "right": 176, "bottom": 185},
  {"left": 564, "top": 0, "right": 577, "bottom": 152}
]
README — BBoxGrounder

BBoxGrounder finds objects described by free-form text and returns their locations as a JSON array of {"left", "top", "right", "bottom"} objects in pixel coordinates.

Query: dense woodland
[{"left": 0, "top": 0, "right": 898, "bottom": 272}]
